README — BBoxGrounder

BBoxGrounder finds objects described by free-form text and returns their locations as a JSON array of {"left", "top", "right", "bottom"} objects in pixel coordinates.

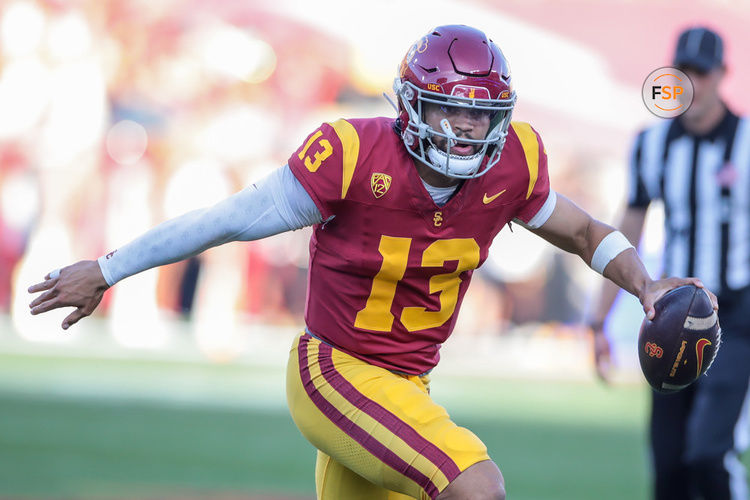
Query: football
[{"left": 638, "top": 285, "right": 721, "bottom": 393}]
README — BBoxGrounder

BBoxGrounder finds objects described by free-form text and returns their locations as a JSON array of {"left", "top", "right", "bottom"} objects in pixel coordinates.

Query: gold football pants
[{"left": 286, "top": 332, "right": 489, "bottom": 499}]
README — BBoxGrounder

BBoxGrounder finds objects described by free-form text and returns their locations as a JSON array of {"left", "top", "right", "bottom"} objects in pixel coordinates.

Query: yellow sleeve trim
[
  {"left": 511, "top": 122, "right": 540, "bottom": 200},
  {"left": 328, "top": 119, "right": 360, "bottom": 199}
]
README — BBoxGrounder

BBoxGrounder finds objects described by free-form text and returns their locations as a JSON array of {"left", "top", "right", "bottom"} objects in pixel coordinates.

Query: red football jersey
[{"left": 288, "top": 117, "right": 550, "bottom": 374}]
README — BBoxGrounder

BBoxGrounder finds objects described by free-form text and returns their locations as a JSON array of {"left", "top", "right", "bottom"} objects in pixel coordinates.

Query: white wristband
[{"left": 590, "top": 231, "right": 634, "bottom": 274}]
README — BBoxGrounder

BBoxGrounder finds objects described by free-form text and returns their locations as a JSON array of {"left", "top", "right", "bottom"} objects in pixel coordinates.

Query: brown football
[{"left": 638, "top": 285, "right": 721, "bottom": 393}]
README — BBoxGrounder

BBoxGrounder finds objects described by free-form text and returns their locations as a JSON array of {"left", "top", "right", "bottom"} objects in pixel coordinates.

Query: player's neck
[{"left": 414, "top": 160, "right": 461, "bottom": 188}]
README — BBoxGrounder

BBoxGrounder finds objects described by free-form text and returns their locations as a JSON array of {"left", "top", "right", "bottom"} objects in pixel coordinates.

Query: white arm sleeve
[{"left": 98, "top": 164, "right": 322, "bottom": 286}]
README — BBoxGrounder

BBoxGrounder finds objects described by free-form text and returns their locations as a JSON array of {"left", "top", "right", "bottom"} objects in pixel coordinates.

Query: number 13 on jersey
[
  {"left": 354, "top": 235, "right": 480, "bottom": 333},
  {"left": 298, "top": 130, "right": 333, "bottom": 172}
]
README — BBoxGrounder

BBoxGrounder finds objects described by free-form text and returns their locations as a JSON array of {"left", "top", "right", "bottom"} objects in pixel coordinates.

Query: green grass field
[{"left": 0, "top": 348, "right": 745, "bottom": 500}]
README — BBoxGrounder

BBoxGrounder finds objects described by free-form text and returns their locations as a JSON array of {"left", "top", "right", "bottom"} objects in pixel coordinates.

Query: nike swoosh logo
[
  {"left": 483, "top": 189, "right": 507, "bottom": 204},
  {"left": 695, "top": 338, "right": 712, "bottom": 377}
]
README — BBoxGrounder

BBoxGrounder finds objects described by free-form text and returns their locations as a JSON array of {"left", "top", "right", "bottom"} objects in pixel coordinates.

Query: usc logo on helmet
[{"left": 645, "top": 341, "right": 664, "bottom": 358}]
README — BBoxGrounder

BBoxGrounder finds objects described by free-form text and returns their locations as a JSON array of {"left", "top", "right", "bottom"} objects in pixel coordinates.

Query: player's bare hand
[
  {"left": 639, "top": 277, "right": 718, "bottom": 321},
  {"left": 28, "top": 260, "right": 109, "bottom": 330}
]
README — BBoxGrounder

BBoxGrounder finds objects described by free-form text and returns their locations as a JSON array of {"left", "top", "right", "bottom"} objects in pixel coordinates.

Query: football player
[{"left": 28, "top": 25, "right": 716, "bottom": 500}]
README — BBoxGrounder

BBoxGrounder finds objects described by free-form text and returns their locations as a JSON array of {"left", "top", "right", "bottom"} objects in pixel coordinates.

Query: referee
[{"left": 591, "top": 26, "right": 750, "bottom": 500}]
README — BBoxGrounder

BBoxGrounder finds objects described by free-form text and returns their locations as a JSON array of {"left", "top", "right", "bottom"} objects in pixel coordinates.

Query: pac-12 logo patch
[{"left": 371, "top": 173, "right": 392, "bottom": 198}]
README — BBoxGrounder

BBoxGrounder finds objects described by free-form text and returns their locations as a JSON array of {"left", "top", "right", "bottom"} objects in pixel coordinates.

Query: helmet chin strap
[{"left": 426, "top": 119, "right": 483, "bottom": 177}]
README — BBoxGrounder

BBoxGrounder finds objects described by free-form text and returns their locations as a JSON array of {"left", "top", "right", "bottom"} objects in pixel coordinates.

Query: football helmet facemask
[{"left": 395, "top": 25, "right": 516, "bottom": 179}]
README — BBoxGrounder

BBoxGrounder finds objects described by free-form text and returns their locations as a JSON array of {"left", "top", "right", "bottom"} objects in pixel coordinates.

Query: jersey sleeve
[
  {"left": 510, "top": 122, "right": 552, "bottom": 225},
  {"left": 626, "top": 130, "right": 652, "bottom": 208},
  {"left": 287, "top": 119, "right": 361, "bottom": 220}
]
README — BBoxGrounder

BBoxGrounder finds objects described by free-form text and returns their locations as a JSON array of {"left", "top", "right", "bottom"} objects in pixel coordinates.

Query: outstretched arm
[
  {"left": 28, "top": 165, "right": 322, "bottom": 329},
  {"left": 527, "top": 193, "right": 717, "bottom": 318}
]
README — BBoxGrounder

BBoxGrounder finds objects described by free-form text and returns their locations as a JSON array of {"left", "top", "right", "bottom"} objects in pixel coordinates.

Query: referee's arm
[
  {"left": 586, "top": 129, "right": 650, "bottom": 380},
  {"left": 587, "top": 206, "right": 646, "bottom": 380}
]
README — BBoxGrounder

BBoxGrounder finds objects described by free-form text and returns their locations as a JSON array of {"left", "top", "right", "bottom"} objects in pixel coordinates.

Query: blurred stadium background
[{"left": 1, "top": 0, "right": 749, "bottom": 498}]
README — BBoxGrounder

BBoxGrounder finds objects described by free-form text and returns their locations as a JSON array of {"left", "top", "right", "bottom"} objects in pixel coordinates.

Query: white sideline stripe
[{"left": 684, "top": 312, "right": 718, "bottom": 330}]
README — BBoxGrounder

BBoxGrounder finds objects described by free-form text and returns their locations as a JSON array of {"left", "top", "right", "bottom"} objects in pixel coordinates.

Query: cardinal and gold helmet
[{"left": 395, "top": 25, "right": 516, "bottom": 179}]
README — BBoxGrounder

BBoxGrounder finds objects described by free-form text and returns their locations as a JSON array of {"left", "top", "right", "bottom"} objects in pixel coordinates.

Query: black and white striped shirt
[{"left": 629, "top": 108, "right": 750, "bottom": 298}]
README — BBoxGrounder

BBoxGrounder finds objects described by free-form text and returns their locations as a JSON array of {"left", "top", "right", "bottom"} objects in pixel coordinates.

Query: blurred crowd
[
  {"left": 0, "top": 0, "right": 351, "bottom": 337},
  {"left": 0, "top": 0, "right": 667, "bottom": 357}
]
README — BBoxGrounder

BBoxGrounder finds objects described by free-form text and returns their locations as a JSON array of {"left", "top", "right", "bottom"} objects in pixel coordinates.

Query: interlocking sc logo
[{"left": 645, "top": 341, "right": 664, "bottom": 358}]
